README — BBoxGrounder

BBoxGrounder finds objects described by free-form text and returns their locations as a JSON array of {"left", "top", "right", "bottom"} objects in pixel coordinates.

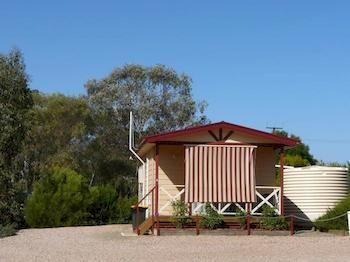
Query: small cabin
[{"left": 135, "top": 121, "right": 298, "bottom": 234}]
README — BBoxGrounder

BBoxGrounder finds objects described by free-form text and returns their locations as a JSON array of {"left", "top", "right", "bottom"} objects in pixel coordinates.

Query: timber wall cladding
[{"left": 158, "top": 145, "right": 184, "bottom": 214}]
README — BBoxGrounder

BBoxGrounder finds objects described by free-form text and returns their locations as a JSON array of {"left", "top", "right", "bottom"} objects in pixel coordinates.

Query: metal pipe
[
  {"left": 155, "top": 144, "right": 160, "bottom": 236},
  {"left": 129, "top": 112, "right": 147, "bottom": 205},
  {"left": 279, "top": 149, "right": 285, "bottom": 216}
]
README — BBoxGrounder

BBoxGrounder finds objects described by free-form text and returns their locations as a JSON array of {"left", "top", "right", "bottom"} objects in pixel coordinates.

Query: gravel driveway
[{"left": 0, "top": 225, "right": 349, "bottom": 262}]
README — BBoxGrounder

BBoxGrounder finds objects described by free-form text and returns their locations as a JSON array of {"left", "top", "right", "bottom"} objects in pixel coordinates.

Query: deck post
[
  {"left": 136, "top": 204, "right": 140, "bottom": 235},
  {"left": 290, "top": 215, "right": 294, "bottom": 236},
  {"left": 247, "top": 204, "right": 251, "bottom": 235},
  {"left": 279, "top": 149, "right": 285, "bottom": 216},
  {"left": 196, "top": 216, "right": 200, "bottom": 235},
  {"left": 151, "top": 189, "right": 154, "bottom": 234},
  {"left": 247, "top": 213, "right": 251, "bottom": 235},
  {"left": 347, "top": 211, "right": 350, "bottom": 236},
  {"left": 155, "top": 144, "right": 160, "bottom": 236}
]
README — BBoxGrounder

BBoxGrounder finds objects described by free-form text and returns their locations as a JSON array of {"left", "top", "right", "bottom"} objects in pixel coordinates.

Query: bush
[
  {"left": 86, "top": 185, "right": 136, "bottom": 225},
  {"left": 0, "top": 168, "right": 26, "bottom": 229},
  {"left": 260, "top": 205, "right": 288, "bottom": 230},
  {"left": 200, "top": 203, "right": 224, "bottom": 229},
  {"left": 114, "top": 195, "right": 137, "bottom": 224},
  {"left": 171, "top": 200, "right": 191, "bottom": 228},
  {"left": 315, "top": 195, "right": 350, "bottom": 231},
  {"left": 25, "top": 167, "right": 137, "bottom": 228},
  {"left": 24, "top": 167, "right": 90, "bottom": 227},
  {"left": 0, "top": 224, "right": 16, "bottom": 238},
  {"left": 86, "top": 185, "right": 118, "bottom": 225},
  {"left": 236, "top": 209, "right": 247, "bottom": 228}
]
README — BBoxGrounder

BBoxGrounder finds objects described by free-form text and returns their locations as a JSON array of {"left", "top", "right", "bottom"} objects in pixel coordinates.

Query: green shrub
[
  {"left": 86, "top": 185, "right": 118, "bottom": 225},
  {"left": 0, "top": 224, "right": 16, "bottom": 238},
  {"left": 24, "top": 167, "right": 90, "bottom": 227},
  {"left": 114, "top": 195, "right": 137, "bottom": 224},
  {"left": 236, "top": 209, "right": 247, "bottom": 228},
  {"left": 200, "top": 203, "right": 224, "bottom": 229},
  {"left": 315, "top": 195, "right": 350, "bottom": 231},
  {"left": 0, "top": 168, "right": 27, "bottom": 229},
  {"left": 171, "top": 200, "right": 191, "bottom": 228},
  {"left": 86, "top": 185, "right": 136, "bottom": 225},
  {"left": 24, "top": 167, "right": 137, "bottom": 228},
  {"left": 260, "top": 205, "right": 288, "bottom": 230}
]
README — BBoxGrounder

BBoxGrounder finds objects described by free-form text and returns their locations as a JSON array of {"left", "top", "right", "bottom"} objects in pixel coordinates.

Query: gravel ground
[{"left": 0, "top": 225, "right": 349, "bottom": 262}]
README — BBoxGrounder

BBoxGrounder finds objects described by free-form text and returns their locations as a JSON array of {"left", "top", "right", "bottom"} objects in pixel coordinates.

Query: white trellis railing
[
  {"left": 191, "top": 186, "right": 281, "bottom": 215},
  {"left": 251, "top": 186, "right": 281, "bottom": 215},
  {"left": 158, "top": 185, "right": 281, "bottom": 216},
  {"left": 159, "top": 185, "right": 185, "bottom": 212}
]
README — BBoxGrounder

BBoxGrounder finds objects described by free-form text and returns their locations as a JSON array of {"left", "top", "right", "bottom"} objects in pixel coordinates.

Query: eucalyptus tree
[
  {"left": 85, "top": 64, "right": 208, "bottom": 194},
  {"left": 0, "top": 49, "right": 33, "bottom": 227},
  {"left": 85, "top": 64, "right": 208, "bottom": 154}
]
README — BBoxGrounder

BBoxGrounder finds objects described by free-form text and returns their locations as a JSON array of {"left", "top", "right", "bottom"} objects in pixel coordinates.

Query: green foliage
[
  {"left": 114, "top": 195, "right": 137, "bottom": 224},
  {"left": 274, "top": 131, "right": 316, "bottom": 167},
  {"left": 86, "top": 64, "right": 208, "bottom": 148},
  {"left": 274, "top": 130, "right": 316, "bottom": 185},
  {"left": 20, "top": 92, "right": 136, "bottom": 196},
  {"left": 171, "top": 200, "right": 191, "bottom": 228},
  {"left": 315, "top": 195, "right": 350, "bottom": 231},
  {"left": 0, "top": 169, "right": 26, "bottom": 227},
  {"left": 1, "top": 50, "right": 211, "bottom": 229},
  {"left": 0, "top": 49, "right": 33, "bottom": 229},
  {"left": 200, "top": 203, "right": 224, "bottom": 229},
  {"left": 0, "top": 48, "right": 33, "bottom": 166},
  {"left": 236, "top": 209, "right": 247, "bottom": 228},
  {"left": 86, "top": 185, "right": 136, "bottom": 225},
  {"left": 317, "top": 160, "right": 348, "bottom": 168},
  {"left": 260, "top": 205, "right": 288, "bottom": 230},
  {"left": 24, "top": 167, "right": 90, "bottom": 227},
  {"left": 87, "top": 185, "right": 118, "bottom": 225},
  {"left": 25, "top": 167, "right": 136, "bottom": 227},
  {"left": 284, "top": 155, "right": 310, "bottom": 167},
  {"left": 0, "top": 224, "right": 16, "bottom": 238},
  {"left": 19, "top": 92, "right": 94, "bottom": 190}
]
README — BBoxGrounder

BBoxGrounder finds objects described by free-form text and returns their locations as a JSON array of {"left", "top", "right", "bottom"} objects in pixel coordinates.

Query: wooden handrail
[
  {"left": 135, "top": 185, "right": 156, "bottom": 207},
  {"left": 135, "top": 186, "right": 156, "bottom": 235}
]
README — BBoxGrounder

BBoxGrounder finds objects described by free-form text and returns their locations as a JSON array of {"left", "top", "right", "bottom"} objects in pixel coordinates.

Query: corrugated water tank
[{"left": 284, "top": 166, "right": 349, "bottom": 222}]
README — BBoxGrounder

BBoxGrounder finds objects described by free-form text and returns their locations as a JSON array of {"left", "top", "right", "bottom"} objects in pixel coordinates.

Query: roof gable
[{"left": 142, "top": 121, "right": 298, "bottom": 146}]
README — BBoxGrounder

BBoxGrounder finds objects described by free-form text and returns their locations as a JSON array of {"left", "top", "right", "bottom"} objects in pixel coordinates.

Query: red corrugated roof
[{"left": 141, "top": 121, "right": 298, "bottom": 146}]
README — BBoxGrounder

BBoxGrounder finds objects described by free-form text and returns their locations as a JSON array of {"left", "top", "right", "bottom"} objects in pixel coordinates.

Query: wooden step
[{"left": 138, "top": 216, "right": 154, "bottom": 235}]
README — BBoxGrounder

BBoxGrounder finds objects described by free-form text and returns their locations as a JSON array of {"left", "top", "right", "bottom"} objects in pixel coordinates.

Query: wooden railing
[
  {"left": 187, "top": 186, "right": 281, "bottom": 216},
  {"left": 155, "top": 185, "right": 281, "bottom": 219},
  {"left": 135, "top": 185, "right": 156, "bottom": 235}
]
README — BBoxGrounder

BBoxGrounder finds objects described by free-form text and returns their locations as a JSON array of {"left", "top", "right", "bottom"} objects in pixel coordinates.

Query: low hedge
[
  {"left": 315, "top": 195, "right": 350, "bottom": 231},
  {"left": 0, "top": 224, "right": 16, "bottom": 238}
]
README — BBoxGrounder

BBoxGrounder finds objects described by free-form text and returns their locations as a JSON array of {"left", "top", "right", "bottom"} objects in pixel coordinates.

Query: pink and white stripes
[{"left": 185, "top": 145, "right": 257, "bottom": 203}]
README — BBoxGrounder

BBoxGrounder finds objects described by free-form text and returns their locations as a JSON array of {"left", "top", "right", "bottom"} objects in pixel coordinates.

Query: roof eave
[{"left": 141, "top": 121, "right": 299, "bottom": 147}]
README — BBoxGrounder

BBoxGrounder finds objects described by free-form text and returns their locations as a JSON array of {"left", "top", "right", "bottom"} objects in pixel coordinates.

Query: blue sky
[{"left": 1, "top": 1, "right": 349, "bottom": 163}]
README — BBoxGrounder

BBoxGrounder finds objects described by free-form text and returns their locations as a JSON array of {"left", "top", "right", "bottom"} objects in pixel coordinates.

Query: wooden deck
[{"left": 136, "top": 215, "right": 267, "bottom": 235}]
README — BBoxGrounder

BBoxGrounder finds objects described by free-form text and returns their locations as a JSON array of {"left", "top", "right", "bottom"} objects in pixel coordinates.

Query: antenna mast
[{"left": 266, "top": 126, "right": 283, "bottom": 133}]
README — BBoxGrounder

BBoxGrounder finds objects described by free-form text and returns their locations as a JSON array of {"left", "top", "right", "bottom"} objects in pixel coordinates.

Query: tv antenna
[{"left": 266, "top": 126, "right": 283, "bottom": 133}]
